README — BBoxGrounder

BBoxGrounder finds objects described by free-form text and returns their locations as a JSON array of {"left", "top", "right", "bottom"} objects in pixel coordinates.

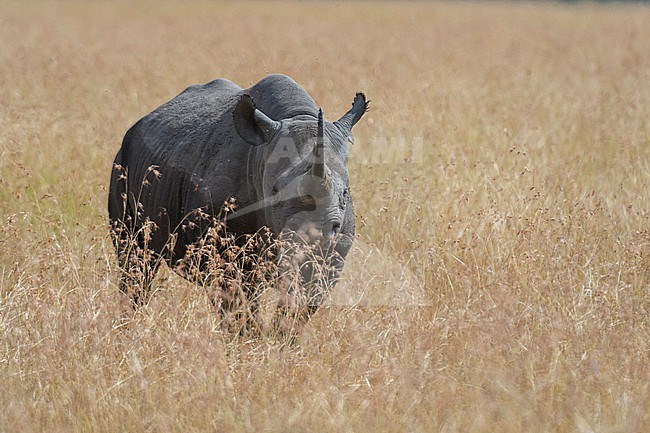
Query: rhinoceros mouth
[{"left": 274, "top": 229, "right": 346, "bottom": 307}]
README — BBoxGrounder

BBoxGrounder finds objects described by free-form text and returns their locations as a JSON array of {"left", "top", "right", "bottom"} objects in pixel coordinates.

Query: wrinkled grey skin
[{"left": 108, "top": 74, "right": 368, "bottom": 309}]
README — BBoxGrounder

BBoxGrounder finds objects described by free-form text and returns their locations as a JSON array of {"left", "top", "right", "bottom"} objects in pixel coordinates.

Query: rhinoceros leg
[
  {"left": 109, "top": 212, "right": 164, "bottom": 308},
  {"left": 116, "top": 243, "right": 162, "bottom": 307},
  {"left": 109, "top": 158, "right": 164, "bottom": 308}
]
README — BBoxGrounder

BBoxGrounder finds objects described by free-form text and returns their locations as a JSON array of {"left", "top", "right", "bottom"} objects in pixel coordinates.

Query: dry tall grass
[{"left": 1, "top": 1, "right": 649, "bottom": 431}]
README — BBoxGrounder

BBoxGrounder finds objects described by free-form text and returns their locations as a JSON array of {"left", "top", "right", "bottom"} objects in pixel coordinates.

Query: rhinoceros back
[{"left": 246, "top": 74, "right": 319, "bottom": 120}]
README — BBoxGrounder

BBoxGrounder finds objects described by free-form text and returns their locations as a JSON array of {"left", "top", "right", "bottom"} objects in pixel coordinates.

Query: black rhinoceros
[{"left": 108, "top": 74, "right": 368, "bottom": 314}]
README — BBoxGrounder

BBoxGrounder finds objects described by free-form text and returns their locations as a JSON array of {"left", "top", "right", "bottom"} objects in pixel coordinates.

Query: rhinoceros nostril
[{"left": 330, "top": 222, "right": 341, "bottom": 236}]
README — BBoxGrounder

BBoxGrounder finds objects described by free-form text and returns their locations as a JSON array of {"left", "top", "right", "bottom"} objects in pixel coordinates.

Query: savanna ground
[{"left": 1, "top": 1, "right": 649, "bottom": 431}]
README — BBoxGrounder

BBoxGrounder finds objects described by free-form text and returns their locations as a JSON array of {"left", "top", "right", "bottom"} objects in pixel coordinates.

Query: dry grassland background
[{"left": 1, "top": 1, "right": 650, "bottom": 431}]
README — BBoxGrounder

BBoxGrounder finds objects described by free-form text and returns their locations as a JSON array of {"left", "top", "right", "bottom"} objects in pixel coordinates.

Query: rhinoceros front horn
[
  {"left": 311, "top": 108, "right": 326, "bottom": 180},
  {"left": 298, "top": 109, "right": 328, "bottom": 200}
]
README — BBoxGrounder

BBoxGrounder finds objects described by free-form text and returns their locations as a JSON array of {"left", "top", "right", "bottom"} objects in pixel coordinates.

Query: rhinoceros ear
[
  {"left": 233, "top": 94, "right": 280, "bottom": 146},
  {"left": 334, "top": 92, "right": 369, "bottom": 144}
]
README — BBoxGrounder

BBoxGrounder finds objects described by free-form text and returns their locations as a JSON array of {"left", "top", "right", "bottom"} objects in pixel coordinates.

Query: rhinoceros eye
[
  {"left": 339, "top": 188, "right": 349, "bottom": 210},
  {"left": 271, "top": 186, "right": 278, "bottom": 196}
]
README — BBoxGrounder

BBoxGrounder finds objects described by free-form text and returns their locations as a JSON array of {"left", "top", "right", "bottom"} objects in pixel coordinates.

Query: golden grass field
[{"left": 1, "top": 0, "right": 650, "bottom": 431}]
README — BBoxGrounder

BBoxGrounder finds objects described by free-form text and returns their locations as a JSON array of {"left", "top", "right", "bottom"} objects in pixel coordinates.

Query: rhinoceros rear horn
[
  {"left": 334, "top": 92, "right": 369, "bottom": 143},
  {"left": 233, "top": 94, "right": 280, "bottom": 146}
]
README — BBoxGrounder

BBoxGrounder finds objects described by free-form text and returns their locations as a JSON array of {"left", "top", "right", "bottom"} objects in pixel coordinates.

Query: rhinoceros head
[{"left": 232, "top": 91, "right": 368, "bottom": 308}]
